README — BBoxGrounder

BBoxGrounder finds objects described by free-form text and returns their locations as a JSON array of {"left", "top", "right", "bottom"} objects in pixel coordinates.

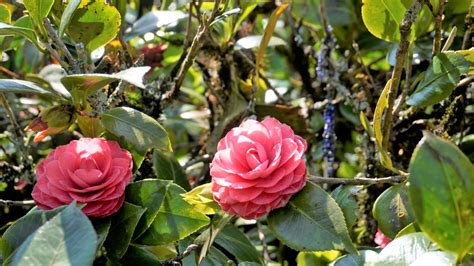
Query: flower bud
[{"left": 25, "top": 105, "right": 76, "bottom": 142}]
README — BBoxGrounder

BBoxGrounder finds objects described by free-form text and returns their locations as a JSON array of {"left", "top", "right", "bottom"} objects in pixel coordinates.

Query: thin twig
[
  {"left": 43, "top": 18, "right": 80, "bottom": 73},
  {"left": 353, "top": 42, "right": 376, "bottom": 88},
  {"left": 0, "top": 93, "right": 30, "bottom": 166},
  {"left": 0, "top": 66, "right": 19, "bottom": 78},
  {"left": 163, "top": 0, "right": 221, "bottom": 102},
  {"left": 183, "top": 154, "right": 212, "bottom": 169},
  {"left": 0, "top": 199, "right": 35, "bottom": 206},
  {"left": 308, "top": 174, "right": 408, "bottom": 185},
  {"left": 382, "top": 0, "right": 423, "bottom": 149},
  {"left": 118, "top": 31, "right": 134, "bottom": 68},
  {"left": 163, "top": 244, "right": 198, "bottom": 265},
  {"left": 393, "top": 46, "right": 414, "bottom": 118},
  {"left": 432, "top": 0, "right": 446, "bottom": 56},
  {"left": 257, "top": 220, "right": 271, "bottom": 264}
]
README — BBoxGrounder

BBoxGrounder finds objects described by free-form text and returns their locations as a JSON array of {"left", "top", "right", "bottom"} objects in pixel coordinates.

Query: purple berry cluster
[{"left": 322, "top": 99, "right": 336, "bottom": 176}]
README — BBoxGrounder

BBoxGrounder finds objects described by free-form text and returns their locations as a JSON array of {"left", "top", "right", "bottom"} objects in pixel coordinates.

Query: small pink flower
[
  {"left": 32, "top": 138, "right": 132, "bottom": 218},
  {"left": 374, "top": 229, "right": 392, "bottom": 248},
  {"left": 210, "top": 117, "right": 307, "bottom": 219}
]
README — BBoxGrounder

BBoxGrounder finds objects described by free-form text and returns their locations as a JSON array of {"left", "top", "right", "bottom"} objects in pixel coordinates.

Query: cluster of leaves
[{"left": 0, "top": 0, "right": 473, "bottom": 265}]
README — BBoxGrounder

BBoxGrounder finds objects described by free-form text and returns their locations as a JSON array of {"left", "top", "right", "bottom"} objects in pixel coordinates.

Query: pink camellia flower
[
  {"left": 210, "top": 117, "right": 307, "bottom": 219},
  {"left": 32, "top": 138, "right": 132, "bottom": 218},
  {"left": 374, "top": 229, "right": 392, "bottom": 248}
]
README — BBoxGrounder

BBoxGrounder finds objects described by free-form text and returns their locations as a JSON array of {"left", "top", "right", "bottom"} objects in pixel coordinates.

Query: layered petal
[
  {"left": 31, "top": 138, "right": 132, "bottom": 218},
  {"left": 210, "top": 117, "right": 308, "bottom": 220}
]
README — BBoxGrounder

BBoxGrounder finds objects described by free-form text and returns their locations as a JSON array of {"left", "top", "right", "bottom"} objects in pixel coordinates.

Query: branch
[
  {"left": 432, "top": 0, "right": 446, "bottom": 56},
  {"left": 0, "top": 199, "right": 35, "bottom": 206},
  {"left": 308, "top": 174, "right": 408, "bottom": 185},
  {"left": 43, "top": 18, "right": 80, "bottom": 73},
  {"left": 163, "top": 244, "right": 198, "bottom": 265},
  {"left": 381, "top": 0, "right": 423, "bottom": 149},
  {"left": 163, "top": 0, "right": 221, "bottom": 102}
]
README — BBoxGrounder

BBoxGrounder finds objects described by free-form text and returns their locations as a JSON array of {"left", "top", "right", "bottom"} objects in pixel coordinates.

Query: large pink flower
[
  {"left": 210, "top": 117, "right": 307, "bottom": 219},
  {"left": 374, "top": 229, "right": 392, "bottom": 248},
  {"left": 32, "top": 138, "right": 132, "bottom": 218}
]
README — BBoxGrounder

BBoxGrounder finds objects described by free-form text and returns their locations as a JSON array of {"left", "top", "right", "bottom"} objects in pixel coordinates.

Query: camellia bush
[{"left": 0, "top": 0, "right": 473, "bottom": 265}]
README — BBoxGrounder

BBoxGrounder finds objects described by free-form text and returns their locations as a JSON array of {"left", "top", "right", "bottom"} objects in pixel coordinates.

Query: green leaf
[
  {"left": 411, "top": 251, "right": 457, "bottom": 265},
  {"left": 0, "top": 207, "right": 65, "bottom": 260},
  {"left": 67, "top": 0, "right": 121, "bottom": 51},
  {"left": 105, "top": 202, "right": 146, "bottom": 259},
  {"left": 445, "top": 0, "right": 471, "bottom": 14},
  {"left": 152, "top": 150, "right": 190, "bottom": 190},
  {"left": 115, "top": 245, "right": 162, "bottom": 265},
  {"left": 22, "top": 0, "right": 54, "bottom": 38},
  {"left": 214, "top": 224, "right": 263, "bottom": 264},
  {"left": 0, "top": 79, "right": 50, "bottom": 94},
  {"left": 61, "top": 66, "right": 151, "bottom": 97},
  {"left": 406, "top": 52, "right": 471, "bottom": 107},
  {"left": 58, "top": 0, "right": 81, "bottom": 37},
  {"left": 103, "top": 131, "right": 146, "bottom": 172},
  {"left": 332, "top": 250, "right": 379, "bottom": 266},
  {"left": 408, "top": 132, "right": 474, "bottom": 258},
  {"left": 373, "top": 79, "right": 402, "bottom": 173},
  {"left": 331, "top": 185, "right": 361, "bottom": 230},
  {"left": 372, "top": 184, "right": 415, "bottom": 239},
  {"left": 296, "top": 250, "right": 341, "bottom": 266},
  {"left": 395, "top": 222, "right": 420, "bottom": 238},
  {"left": 376, "top": 233, "right": 431, "bottom": 264},
  {"left": 8, "top": 204, "right": 97, "bottom": 266},
  {"left": 0, "top": 4, "right": 11, "bottom": 24},
  {"left": 234, "top": 35, "right": 286, "bottom": 50},
  {"left": 0, "top": 21, "right": 42, "bottom": 51},
  {"left": 93, "top": 218, "right": 111, "bottom": 249},
  {"left": 101, "top": 107, "right": 172, "bottom": 154},
  {"left": 125, "top": 179, "right": 169, "bottom": 239},
  {"left": 359, "top": 111, "right": 374, "bottom": 139},
  {"left": 267, "top": 182, "right": 357, "bottom": 254},
  {"left": 361, "top": 0, "right": 432, "bottom": 42},
  {"left": 133, "top": 179, "right": 210, "bottom": 245},
  {"left": 181, "top": 183, "right": 220, "bottom": 215}
]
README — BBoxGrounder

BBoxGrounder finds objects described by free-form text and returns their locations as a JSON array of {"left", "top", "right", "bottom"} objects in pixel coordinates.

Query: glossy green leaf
[
  {"left": 0, "top": 21, "right": 41, "bottom": 51},
  {"left": 101, "top": 107, "right": 172, "bottom": 154},
  {"left": 61, "top": 66, "right": 150, "bottom": 96},
  {"left": 67, "top": 0, "right": 121, "bottom": 51},
  {"left": 373, "top": 79, "right": 401, "bottom": 173},
  {"left": 376, "top": 233, "right": 431, "bottom": 264},
  {"left": 125, "top": 180, "right": 168, "bottom": 239},
  {"left": 296, "top": 250, "right": 341, "bottom": 266},
  {"left": 332, "top": 250, "right": 379, "bottom": 266},
  {"left": 104, "top": 131, "right": 146, "bottom": 171},
  {"left": 58, "top": 0, "right": 80, "bottom": 37},
  {"left": 214, "top": 224, "right": 263, "bottom": 264},
  {"left": 268, "top": 182, "right": 357, "bottom": 254},
  {"left": 0, "top": 4, "right": 11, "bottom": 24},
  {"left": 361, "top": 0, "right": 432, "bottom": 42},
  {"left": 132, "top": 179, "right": 210, "bottom": 245},
  {"left": 0, "top": 207, "right": 65, "bottom": 260},
  {"left": 105, "top": 202, "right": 146, "bottom": 259},
  {"left": 115, "top": 245, "right": 162, "bottom": 265},
  {"left": 181, "top": 183, "right": 220, "bottom": 215},
  {"left": 373, "top": 184, "right": 415, "bottom": 239},
  {"left": 408, "top": 132, "right": 474, "bottom": 258},
  {"left": 395, "top": 222, "right": 419, "bottom": 238},
  {"left": 411, "top": 251, "right": 457, "bottom": 265},
  {"left": 331, "top": 185, "right": 361, "bottom": 230},
  {"left": 0, "top": 79, "right": 50, "bottom": 94},
  {"left": 152, "top": 150, "right": 190, "bottom": 190},
  {"left": 93, "top": 218, "right": 111, "bottom": 249},
  {"left": 407, "top": 52, "right": 471, "bottom": 107},
  {"left": 180, "top": 236, "right": 232, "bottom": 266},
  {"left": 8, "top": 204, "right": 97, "bottom": 266},
  {"left": 22, "top": 0, "right": 54, "bottom": 38},
  {"left": 445, "top": 0, "right": 471, "bottom": 14}
]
